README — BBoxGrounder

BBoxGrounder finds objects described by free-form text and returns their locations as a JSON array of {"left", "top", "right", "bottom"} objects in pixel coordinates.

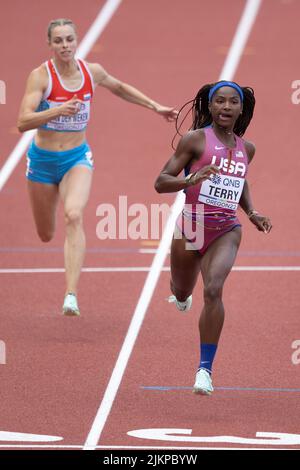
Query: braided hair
[{"left": 172, "top": 81, "right": 255, "bottom": 149}]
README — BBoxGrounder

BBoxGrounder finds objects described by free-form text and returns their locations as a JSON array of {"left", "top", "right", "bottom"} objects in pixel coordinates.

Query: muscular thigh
[
  {"left": 59, "top": 165, "right": 93, "bottom": 212},
  {"left": 200, "top": 227, "right": 242, "bottom": 285},
  {"left": 170, "top": 226, "right": 202, "bottom": 291},
  {"left": 27, "top": 180, "right": 59, "bottom": 234}
]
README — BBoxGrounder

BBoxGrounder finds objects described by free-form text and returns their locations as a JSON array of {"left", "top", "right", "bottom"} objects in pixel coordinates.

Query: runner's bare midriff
[{"left": 35, "top": 128, "right": 86, "bottom": 151}]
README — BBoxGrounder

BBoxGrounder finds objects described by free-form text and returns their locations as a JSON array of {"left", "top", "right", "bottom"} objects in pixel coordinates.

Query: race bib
[
  {"left": 39, "top": 100, "right": 91, "bottom": 132},
  {"left": 198, "top": 173, "right": 245, "bottom": 211}
]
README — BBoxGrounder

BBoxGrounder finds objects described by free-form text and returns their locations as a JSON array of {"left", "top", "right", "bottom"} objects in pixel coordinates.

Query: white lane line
[
  {"left": 0, "top": 267, "right": 158, "bottom": 274},
  {"left": 0, "top": 445, "right": 292, "bottom": 450},
  {"left": 0, "top": 130, "right": 35, "bottom": 191},
  {"left": 82, "top": 0, "right": 263, "bottom": 451},
  {"left": 0, "top": 0, "right": 123, "bottom": 192},
  {"left": 233, "top": 266, "right": 300, "bottom": 271},
  {"left": 139, "top": 248, "right": 163, "bottom": 254},
  {"left": 83, "top": 195, "right": 184, "bottom": 450},
  {"left": 220, "top": 0, "right": 262, "bottom": 79},
  {"left": 0, "top": 266, "right": 300, "bottom": 274},
  {"left": 0, "top": 431, "right": 62, "bottom": 442}
]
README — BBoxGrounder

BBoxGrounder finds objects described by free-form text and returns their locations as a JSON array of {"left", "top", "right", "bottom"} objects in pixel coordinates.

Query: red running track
[{"left": 0, "top": 0, "right": 299, "bottom": 450}]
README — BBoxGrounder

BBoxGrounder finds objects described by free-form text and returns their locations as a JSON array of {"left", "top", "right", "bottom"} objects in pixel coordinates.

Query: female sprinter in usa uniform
[
  {"left": 18, "top": 19, "right": 177, "bottom": 316},
  {"left": 155, "top": 81, "right": 272, "bottom": 395}
]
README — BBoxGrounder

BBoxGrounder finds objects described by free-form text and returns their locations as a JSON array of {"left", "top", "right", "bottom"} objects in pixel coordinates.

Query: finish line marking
[
  {"left": 141, "top": 385, "right": 300, "bottom": 393},
  {"left": 0, "top": 444, "right": 294, "bottom": 450},
  {"left": 0, "top": 266, "right": 300, "bottom": 274}
]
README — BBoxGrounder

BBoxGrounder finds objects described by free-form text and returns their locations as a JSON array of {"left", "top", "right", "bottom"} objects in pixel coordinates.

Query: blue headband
[{"left": 208, "top": 81, "right": 244, "bottom": 102}]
